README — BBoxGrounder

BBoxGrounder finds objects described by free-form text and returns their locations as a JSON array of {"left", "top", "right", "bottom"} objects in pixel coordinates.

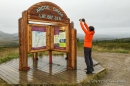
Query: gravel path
[{"left": 92, "top": 52, "right": 130, "bottom": 86}]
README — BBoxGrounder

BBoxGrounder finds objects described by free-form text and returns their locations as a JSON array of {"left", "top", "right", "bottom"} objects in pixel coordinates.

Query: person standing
[{"left": 79, "top": 18, "right": 95, "bottom": 74}]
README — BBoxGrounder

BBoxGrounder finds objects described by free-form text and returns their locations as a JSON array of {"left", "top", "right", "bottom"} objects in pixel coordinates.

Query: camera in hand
[{"left": 82, "top": 18, "right": 85, "bottom": 22}]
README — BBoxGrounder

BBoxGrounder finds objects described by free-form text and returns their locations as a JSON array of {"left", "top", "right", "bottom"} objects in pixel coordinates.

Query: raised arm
[
  {"left": 84, "top": 22, "right": 89, "bottom": 30},
  {"left": 80, "top": 19, "right": 88, "bottom": 34},
  {"left": 82, "top": 18, "right": 89, "bottom": 30}
]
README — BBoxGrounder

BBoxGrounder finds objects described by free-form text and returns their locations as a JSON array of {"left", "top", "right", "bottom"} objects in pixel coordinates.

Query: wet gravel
[{"left": 92, "top": 52, "right": 130, "bottom": 86}]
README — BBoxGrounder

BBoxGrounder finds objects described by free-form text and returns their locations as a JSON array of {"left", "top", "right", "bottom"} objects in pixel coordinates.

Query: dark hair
[{"left": 89, "top": 26, "right": 94, "bottom": 31}]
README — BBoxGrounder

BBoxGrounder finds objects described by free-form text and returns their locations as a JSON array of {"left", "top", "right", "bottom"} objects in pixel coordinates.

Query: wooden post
[
  {"left": 71, "top": 29, "right": 77, "bottom": 69},
  {"left": 49, "top": 50, "right": 52, "bottom": 64},
  {"left": 19, "top": 11, "right": 30, "bottom": 71},
  {"left": 33, "top": 52, "right": 38, "bottom": 60},
  {"left": 67, "top": 22, "right": 73, "bottom": 69},
  {"left": 33, "top": 59, "right": 38, "bottom": 68},
  {"left": 19, "top": 18, "right": 23, "bottom": 70},
  {"left": 67, "top": 21, "right": 77, "bottom": 70},
  {"left": 49, "top": 64, "right": 52, "bottom": 75}
]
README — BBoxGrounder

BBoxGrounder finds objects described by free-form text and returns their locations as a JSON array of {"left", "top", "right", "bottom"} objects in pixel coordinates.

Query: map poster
[
  {"left": 32, "top": 26, "right": 46, "bottom": 50},
  {"left": 54, "top": 27, "right": 59, "bottom": 49},
  {"left": 59, "top": 31, "right": 66, "bottom": 50}
]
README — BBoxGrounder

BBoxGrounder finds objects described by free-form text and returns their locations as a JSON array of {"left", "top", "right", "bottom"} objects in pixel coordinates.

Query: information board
[
  {"left": 54, "top": 27, "right": 66, "bottom": 50},
  {"left": 32, "top": 26, "right": 46, "bottom": 50}
]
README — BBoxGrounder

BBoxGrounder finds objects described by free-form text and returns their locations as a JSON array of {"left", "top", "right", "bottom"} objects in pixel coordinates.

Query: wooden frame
[
  {"left": 27, "top": 24, "right": 50, "bottom": 53},
  {"left": 19, "top": 1, "right": 77, "bottom": 71},
  {"left": 50, "top": 25, "right": 69, "bottom": 52}
]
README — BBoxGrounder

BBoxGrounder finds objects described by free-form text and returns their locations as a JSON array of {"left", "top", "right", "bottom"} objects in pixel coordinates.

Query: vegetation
[
  {"left": 80, "top": 69, "right": 107, "bottom": 86},
  {"left": 0, "top": 40, "right": 19, "bottom": 48},
  {"left": 77, "top": 38, "right": 130, "bottom": 53},
  {"left": 0, "top": 47, "right": 19, "bottom": 64}
]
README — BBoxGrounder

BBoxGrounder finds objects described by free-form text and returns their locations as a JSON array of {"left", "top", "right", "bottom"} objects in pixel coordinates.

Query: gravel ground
[
  {"left": 77, "top": 51, "right": 130, "bottom": 86},
  {"left": 92, "top": 52, "right": 130, "bottom": 86}
]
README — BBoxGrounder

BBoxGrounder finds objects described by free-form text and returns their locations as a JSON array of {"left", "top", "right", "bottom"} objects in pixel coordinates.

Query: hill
[{"left": 0, "top": 31, "right": 18, "bottom": 47}]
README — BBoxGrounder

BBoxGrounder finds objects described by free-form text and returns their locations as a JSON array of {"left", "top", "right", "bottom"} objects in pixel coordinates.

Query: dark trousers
[{"left": 84, "top": 47, "right": 94, "bottom": 72}]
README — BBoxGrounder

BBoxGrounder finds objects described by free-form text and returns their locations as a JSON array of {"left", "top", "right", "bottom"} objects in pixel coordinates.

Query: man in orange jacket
[{"left": 79, "top": 18, "right": 95, "bottom": 74}]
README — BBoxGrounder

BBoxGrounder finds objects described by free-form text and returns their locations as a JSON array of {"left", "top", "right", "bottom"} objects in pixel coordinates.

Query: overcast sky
[{"left": 0, "top": 0, "right": 130, "bottom": 37}]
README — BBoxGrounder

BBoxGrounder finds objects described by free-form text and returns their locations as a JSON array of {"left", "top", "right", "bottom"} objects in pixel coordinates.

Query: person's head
[{"left": 89, "top": 26, "right": 94, "bottom": 31}]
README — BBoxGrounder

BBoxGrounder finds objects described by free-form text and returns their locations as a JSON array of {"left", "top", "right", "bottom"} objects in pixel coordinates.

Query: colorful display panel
[{"left": 54, "top": 27, "right": 66, "bottom": 50}]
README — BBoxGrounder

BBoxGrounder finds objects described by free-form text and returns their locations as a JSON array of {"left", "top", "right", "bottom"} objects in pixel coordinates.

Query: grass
[
  {"left": 77, "top": 41, "right": 130, "bottom": 53},
  {"left": 79, "top": 69, "right": 107, "bottom": 86},
  {"left": 0, "top": 47, "right": 19, "bottom": 64},
  {"left": 93, "top": 42, "right": 130, "bottom": 53}
]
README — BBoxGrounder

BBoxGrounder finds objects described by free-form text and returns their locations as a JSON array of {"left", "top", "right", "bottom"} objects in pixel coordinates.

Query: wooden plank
[
  {"left": 66, "top": 25, "right": 69, "bottom": 52},
  {"left": 19, "top": 18, "right": 23, "bottom": 71},
  {"left": 20, "top": 10, "right": 29, "bottom": 70},
  {"left": 71, "top": 28, "right": 77, "bottom": 69},
  {"left": 53, "top": 70, "right": 77, "bottom": 83},
  {"left": 46, "top": 26, "right": 51, "bottom": 50},
  {"left": 1, "top": 60, "right": 47, "bottom": 84},
  {"left": 0, "top": 73, "right": 12, "bottom": 84},
  {"left": 0, "top": 54, "right": 105, "bottom": 84},
  {"left": 0, "top": 64, "right": 33, "bottom": 83},
  {"left": 67, "top": 23, "right": 72, "bottom": 69},
  {"left": 50, "top": 26, "right": 54, "bottom": 49},
  {"left": 30, "top": 69, "right": 64, "bottom": 84},
  {"left": 27, "top": 24, "right": 31, "bottom": 52},
  {"left": 1, "top": 62, "right": 19, "bottom": 72},
  {"left": 27, "top": 24, "right": 30, "bottom": 53},
  {"left": 0, "top": 65, "right": 19, "bottom": 79},
  {"left": 93, "top": 64, "right": 105, "bottom": 74},
  {"left": 27, "top": 1, "right": 70, "bottom": 24},
  {"left": 0, "top": 66, "right": 19, "bottom": 84}
]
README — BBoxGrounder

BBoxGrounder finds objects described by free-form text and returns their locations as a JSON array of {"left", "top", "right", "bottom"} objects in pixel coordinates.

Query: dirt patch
[{"left": 92, "top": 52, "right": 130, "bottom": 86}]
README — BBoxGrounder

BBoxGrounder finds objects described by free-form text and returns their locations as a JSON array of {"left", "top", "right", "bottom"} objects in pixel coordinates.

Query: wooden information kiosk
[{"left": 19, "top": 1, "right": 77, "bottom": 71}]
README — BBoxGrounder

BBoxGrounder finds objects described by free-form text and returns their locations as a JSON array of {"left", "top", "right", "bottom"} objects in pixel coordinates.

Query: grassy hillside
[{"left": 0, "top": 31, "right": 18, "bottom": 47}]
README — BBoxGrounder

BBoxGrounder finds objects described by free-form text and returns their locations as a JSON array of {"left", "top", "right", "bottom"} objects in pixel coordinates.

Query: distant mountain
[
  {"left": 0, "top": 31, "right": 18, "bottom": 40},
  {"left": 0, "top": 31, "right": 18, "bottom": 47}
]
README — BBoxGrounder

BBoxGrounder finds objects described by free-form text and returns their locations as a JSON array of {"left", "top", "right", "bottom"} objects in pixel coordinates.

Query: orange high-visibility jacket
[{"left": 80, "top": 21, "right": 95, "bottom": 48}]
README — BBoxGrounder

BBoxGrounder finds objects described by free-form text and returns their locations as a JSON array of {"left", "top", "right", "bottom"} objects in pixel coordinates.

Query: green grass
[
  {"left": 77, "top": 41, "right": 130, "bottom": 53},
  {"left": 0, "top": 47, "right": 19, "bottom": 64},
  {"left": 93, "top": 42, "right": 130, "bottom": 53}
]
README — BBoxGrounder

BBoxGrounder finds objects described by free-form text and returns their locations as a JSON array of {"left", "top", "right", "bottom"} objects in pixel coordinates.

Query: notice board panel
[
  {"left": 28, "top": 24, "right": 50, "bottom": 53},
  {"left": 51, "top": 25, "right": 69, "bottom": 52}
]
